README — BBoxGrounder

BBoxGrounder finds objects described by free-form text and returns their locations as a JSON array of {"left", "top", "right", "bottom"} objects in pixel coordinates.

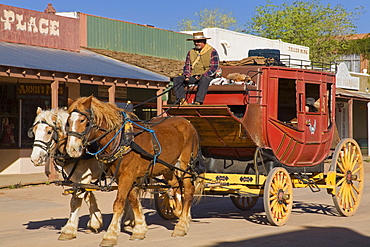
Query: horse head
[
  {"left": 66, "top": 96, "right": 95, "bottom": 158},
  {"left": 66, "top": 95, "right": 127, "bottom": 158},
  {"left": 29, "top": 107, "right": 69, "bottom": 166}
]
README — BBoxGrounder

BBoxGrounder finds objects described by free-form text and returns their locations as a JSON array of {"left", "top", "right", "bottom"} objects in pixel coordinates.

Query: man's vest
[{"left": 189, "top": 44, "right": 213, "bottom": 76}]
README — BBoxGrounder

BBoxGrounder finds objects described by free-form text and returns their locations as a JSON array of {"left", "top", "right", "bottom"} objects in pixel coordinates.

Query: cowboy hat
[
  {"left": 187, "top": 32, "right": 211, "bottom": 41},
  {"left": 306, "top": 97, "right": 315, "bottom": 106}
]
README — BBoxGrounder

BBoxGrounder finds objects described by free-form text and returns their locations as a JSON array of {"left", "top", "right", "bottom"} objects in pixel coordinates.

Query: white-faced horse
[{"left": 29, "top": 107, "right": 104, "bottom": 240}]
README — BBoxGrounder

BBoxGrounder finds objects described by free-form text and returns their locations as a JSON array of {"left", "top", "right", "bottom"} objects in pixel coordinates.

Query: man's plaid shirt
[{"left": 183, "top": 48, "right": 219, "bottom": 77}]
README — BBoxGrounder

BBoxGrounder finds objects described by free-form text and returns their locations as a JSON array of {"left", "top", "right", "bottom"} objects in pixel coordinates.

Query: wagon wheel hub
[
  {"left": 346, "top": 170, "right": 356, "bottom": 184},
  {"left": 277, "top": 189, "right": 290, "bottom": 204}
]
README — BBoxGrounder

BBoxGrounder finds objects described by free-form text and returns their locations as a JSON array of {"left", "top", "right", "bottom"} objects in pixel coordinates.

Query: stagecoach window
[
  {"left": 305, "top": 83, "right": 320, "bottom": 113},
  {"left": 277, "top": 78, "right": 297, "bottom": 123}
]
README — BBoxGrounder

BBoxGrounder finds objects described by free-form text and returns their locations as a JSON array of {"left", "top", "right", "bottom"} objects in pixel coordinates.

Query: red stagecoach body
[{"left": 167, "top": 65, "right": 337, "bottom": 168}]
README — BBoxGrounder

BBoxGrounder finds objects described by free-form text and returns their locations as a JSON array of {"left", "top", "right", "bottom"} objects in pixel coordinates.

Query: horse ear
[
  {"left": 36, "top": 107, "right": 42, "bottom": 115},
  {"left": 83, "top": 95, "right": 93, "bottom": 109},
  {"left": 52, "top": 111, "right": 58, "bottom": 122},
  {"left": 67, "top": 98, "right": 75, "bottom": 107}
]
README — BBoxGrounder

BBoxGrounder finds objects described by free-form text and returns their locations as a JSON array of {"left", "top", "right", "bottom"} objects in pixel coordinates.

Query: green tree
[
  {"left": 246, "top": 0, "right": 363, "bottom": 63},
  {"left": 178, "top": 8, "right": 237, "bottom": 31}
]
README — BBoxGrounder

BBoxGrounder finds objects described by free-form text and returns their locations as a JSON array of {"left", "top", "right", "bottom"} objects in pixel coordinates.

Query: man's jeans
[{"left": 173, "top": 75, "right": 212, "bottom": 103}]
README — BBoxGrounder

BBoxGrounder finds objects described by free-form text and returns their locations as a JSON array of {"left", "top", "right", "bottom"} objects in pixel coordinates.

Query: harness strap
[
  {"left": 86, "top": 129, "right": 114, "bottom": 147},
  {"left": 130, "top": 141, "right": 194, "bottom": 177},
  {"left": 62, "top": 159, "right": 79, "bottom": 181}
]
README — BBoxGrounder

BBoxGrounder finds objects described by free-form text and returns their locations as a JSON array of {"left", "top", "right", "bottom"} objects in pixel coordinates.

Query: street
[{"left": 1, "top": 166, "right": 369, "bottom": 247}]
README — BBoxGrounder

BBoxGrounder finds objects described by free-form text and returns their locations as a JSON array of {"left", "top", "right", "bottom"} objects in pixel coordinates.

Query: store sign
[
  {"left": 17, "top": 84, "right": 65, "bottom": 98},
  {"left": 98, "top": 86, "right": 127, "bottom": 99},
  {"left": 288, "top": 46, "right": 309, "bottom": 55},
  {"left": 0, "top": 4, "right": 80, "bottom": 51},
  {"left": 1, "top": 9, "right": 59, "bottom": 36},
  {"left": 336, "top": 62, "right": 359, "bottom": 90}
]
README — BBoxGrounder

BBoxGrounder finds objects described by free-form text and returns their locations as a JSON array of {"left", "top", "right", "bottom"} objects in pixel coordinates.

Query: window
[
  {"left": 277, "top": 78, "right": 297, "bottom": 122},
  {"left": 339, "top": 54, "right": 361, "bottom": 73},
  {"left": 305, "top": 83, "right": 320, "bottom": 113},
  {"left": 0, "top": 84, "right": 18, "bottom": 147}
]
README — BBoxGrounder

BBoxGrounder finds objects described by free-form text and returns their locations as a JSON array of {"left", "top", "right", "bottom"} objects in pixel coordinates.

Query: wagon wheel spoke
[
  {"left": 154, "top": 189, "right": 177, "bottom": 220},
  {"left": 230, "top": 196, "right": 259, "bottom": 211},
  {"left": 330, "top": 138, "right": 364, "bottom": 217},
  {"left": 264, "top": 167, "right": 293, "bottom": 226}
]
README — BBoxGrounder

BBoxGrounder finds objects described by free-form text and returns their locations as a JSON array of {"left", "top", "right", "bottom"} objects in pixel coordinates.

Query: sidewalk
[{"left": 0, "top": 173, "right": 49, "bottom": 189}]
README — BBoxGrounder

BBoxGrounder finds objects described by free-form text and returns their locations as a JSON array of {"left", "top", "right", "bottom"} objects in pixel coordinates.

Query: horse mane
[
  {"left": 34, "top": 108, "right": 69, "bottom": 135},
  {"left": 69, "top": 96, "right": 138, "bottom": 130}
]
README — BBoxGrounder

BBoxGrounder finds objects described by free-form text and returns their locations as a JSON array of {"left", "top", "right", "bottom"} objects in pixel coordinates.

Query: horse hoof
[
  {"left": 58, "top": 233, "right": 76, "bottom": 240},
  {"left": 100, "top": 239, "right": 117, "bottom": 247},
  {"left": 123, "top": 225, "right": 133, "bottom": 232},
  {"left": 129, "top": 233, "right": 145, "bottom": 241},
  {"left": 85, "top": 228, "right": 99, "bottom": 234},
  {"left": 171, "top": 228, "right": 187, "bottom": 237}
]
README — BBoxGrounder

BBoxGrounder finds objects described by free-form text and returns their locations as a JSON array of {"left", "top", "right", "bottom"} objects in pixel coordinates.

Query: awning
[
  {"left": 0, "top": 41, "right": 169, "bottom": 84},
  {"left": 336, "top": 88, "right": 370, "bottom": 101}
]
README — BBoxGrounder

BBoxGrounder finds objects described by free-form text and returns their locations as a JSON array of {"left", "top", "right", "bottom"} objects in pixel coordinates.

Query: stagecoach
[
  {"left": 29, "top": 56, "right": 364, "bottom": 245},
  {"left": 159, "top": 60, "right": 364, "bottom": 226}
]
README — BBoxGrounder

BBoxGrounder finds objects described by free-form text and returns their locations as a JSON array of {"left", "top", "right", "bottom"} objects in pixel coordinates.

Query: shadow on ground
[
  {"left": 210, "top": 226, "right": 370, "bottom": 247},
  {"left": 23, "top": 196, "right": 341, "bottom": 234}
]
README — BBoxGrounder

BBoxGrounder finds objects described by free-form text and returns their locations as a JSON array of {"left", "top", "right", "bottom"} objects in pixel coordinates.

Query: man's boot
[{"left": 180, "top": 98, "right": 188, "bottom": 106}]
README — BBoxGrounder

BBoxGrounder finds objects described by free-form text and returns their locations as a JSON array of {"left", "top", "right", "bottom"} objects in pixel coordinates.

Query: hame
[{"left": 0, "top": 9, "right": 59, "bottom": 36}]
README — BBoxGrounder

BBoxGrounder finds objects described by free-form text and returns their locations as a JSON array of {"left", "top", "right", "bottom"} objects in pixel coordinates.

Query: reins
[{"left": 70, "top": 104, "right": 208, "bottom": 192}]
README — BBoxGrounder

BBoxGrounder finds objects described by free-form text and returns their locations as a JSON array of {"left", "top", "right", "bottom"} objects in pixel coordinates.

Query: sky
[{"left": 0, "top": 0, "right": 369, "bottom": 34}]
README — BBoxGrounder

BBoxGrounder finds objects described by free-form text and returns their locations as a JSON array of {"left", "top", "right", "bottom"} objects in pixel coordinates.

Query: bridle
[
  {"left": 67, "top": 109, "right": 94, "bottom": 145},
  {"left": 67, "top": 108, "right": 116, "bottom": 152},
  {"left": 28, "top": 120, "right": 59, "bottom": 154}
]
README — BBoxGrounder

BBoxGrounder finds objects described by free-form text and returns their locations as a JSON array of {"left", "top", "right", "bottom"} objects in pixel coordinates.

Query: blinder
[
  {"left": 52, "top": 130, "right": 58, "bottom": 141},
  {"left": 28, "top": 127, "right": 34, "bottom": 138}
]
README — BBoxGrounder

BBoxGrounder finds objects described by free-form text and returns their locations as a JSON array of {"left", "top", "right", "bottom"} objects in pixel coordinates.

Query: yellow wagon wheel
[
  {"left": 230, "top": 196, "right": 259, "bottom": 210},
  {"left": 263, "top": 167, "right": 293, "bottom": 226},
  {"left": 154, "top": 189, "right": 177, "bottom": 220},
  {"left": 330, "top": 138, "right": 364, "bottom": 217}
]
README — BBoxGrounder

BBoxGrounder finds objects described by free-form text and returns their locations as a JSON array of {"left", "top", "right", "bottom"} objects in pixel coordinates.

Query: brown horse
[{"left": 66, "top": 96, "right": 202, "bottom": 247}]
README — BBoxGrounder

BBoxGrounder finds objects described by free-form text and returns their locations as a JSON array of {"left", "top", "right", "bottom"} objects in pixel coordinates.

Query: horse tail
[
  {"left": 193, "top": 176, "right": 205, "bottom": 205},
  {"left": 192, "top": 142, "right": 205, "bottom": 205}
]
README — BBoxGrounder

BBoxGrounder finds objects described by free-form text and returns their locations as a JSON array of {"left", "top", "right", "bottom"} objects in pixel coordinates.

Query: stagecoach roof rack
[
  {"left": 221, "top": 54, "right": 337, "bottom": 73},
  {"left": 279, "top": 54, "right": 337, "bottom": 73}
]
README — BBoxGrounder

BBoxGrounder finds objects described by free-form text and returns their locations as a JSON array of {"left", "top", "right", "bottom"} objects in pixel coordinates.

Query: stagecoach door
[
  {"left": 299, "top": 82, "right": 333, "bottom": 165},
  {"left": 272, "top": 78, "right": 334, "bottom": 166}
]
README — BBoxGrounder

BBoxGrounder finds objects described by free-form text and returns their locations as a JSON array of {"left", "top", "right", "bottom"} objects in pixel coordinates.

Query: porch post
[
  {"left": 348, "top": 98, "right": 353, "bottom": 139},
  {"left": 109, "top": 84, "right": 116, "bottom": 104},
  {"left": 156, "top": 89, "right": 164, "bottom": 116},
  {"left": 47, "top": 80, "right": 59, "bottom": 180},
  {"left": 51, "top": 80, "right": 59, "bottom": 109}
]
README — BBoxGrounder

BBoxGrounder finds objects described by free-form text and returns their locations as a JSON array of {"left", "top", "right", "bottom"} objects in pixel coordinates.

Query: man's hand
[
  {"left": 184, "top": 76, "right": 190, "bottom": 82},
  {"left": 195, "top": 75, "right": 202, "bottom": 80}
]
